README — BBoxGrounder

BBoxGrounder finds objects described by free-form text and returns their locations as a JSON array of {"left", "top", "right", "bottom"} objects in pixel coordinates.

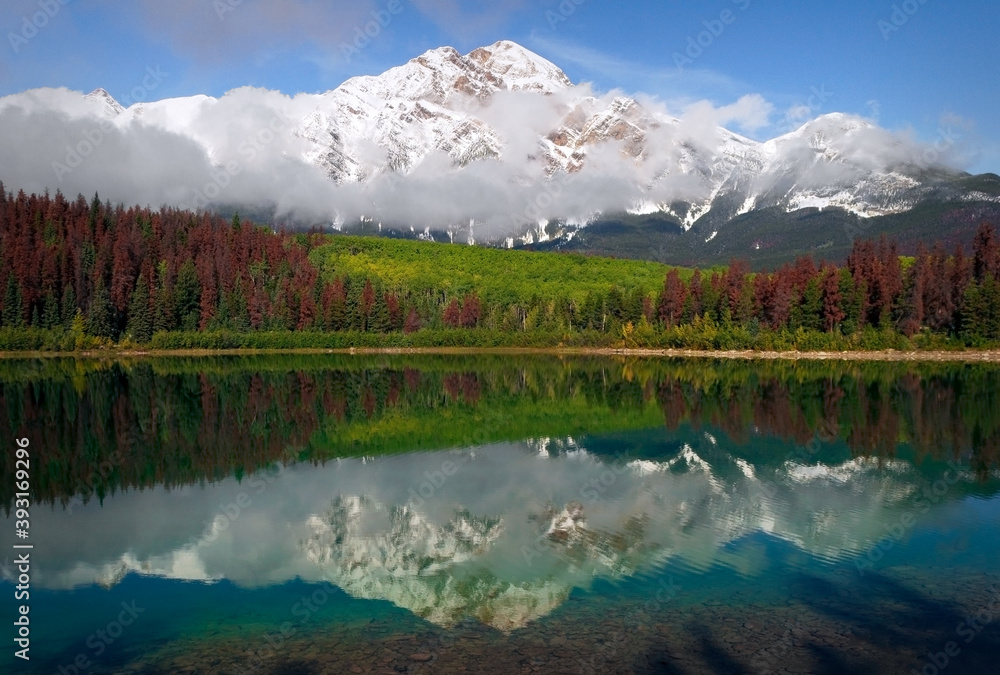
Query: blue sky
[{"left": 2, "top": 0, "right": 997, "bottom": 172}]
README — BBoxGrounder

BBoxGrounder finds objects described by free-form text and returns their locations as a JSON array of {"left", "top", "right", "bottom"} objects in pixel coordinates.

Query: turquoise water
[{"left": 1, "top": 356, "right": 999, "bottom": 674}]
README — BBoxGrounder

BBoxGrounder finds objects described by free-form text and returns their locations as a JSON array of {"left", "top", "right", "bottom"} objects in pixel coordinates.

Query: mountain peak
[
  {"left": 795, "top": 112, "right": 874, "bottom": 135},
  {"left": 466, "top": 40, "right": 571, "bottom": 93},
  {"left": 334, "top": 40, "right": 570, "bottom": 109},
  {"left": 84, "top": 87, "right": 124, "bottom": 118}
]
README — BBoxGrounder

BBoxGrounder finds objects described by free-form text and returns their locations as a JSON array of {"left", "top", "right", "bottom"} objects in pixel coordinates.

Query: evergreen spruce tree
[
  {"left": 61, "top": 285, "right": 76, "bottom": 328},
  {"left": 125, "top": 275, "right": 153, "bottom": 343},
  {"left": 229, "top": 279, "right": 250, "bottom": 331},
  {"left": 175, "top": 259, "right": 201, "bottom": 331},
  {"left": 88, "top": 277, "right": 115, "bottom": 339},
  {"left": 42, "top": 291, "right": 59, "bottom": 329},
  {"left": 3, "top": 276, "right": 23, "bottom": 327}
]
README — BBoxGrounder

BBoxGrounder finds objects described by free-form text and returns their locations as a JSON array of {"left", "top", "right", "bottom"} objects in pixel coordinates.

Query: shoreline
[{"left": 2, "top": 346, "right": 1000, "bottom": 362}]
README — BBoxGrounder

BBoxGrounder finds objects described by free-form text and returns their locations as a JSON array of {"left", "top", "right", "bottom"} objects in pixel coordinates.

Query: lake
[{"left": 1, "top": 354, "right": 999, "bottom": 674}]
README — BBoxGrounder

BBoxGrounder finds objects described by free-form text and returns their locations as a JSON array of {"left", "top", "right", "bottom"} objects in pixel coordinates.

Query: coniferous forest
[{"left": 1, "top": 184, "right": 999, "bottom": 351}]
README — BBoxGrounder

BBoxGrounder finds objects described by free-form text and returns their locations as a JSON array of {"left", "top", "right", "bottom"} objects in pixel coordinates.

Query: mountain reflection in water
[
  {"left": 2, "top": 355, "right": 1000, "bottom": 674},
  {"left": 20, "top": 437, "right": 987, "bottom": 631}
]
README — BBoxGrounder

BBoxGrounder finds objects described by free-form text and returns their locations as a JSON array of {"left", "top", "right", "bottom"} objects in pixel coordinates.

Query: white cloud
[{"left": 0, "top": 69, "right": 971, "bottom": 237}]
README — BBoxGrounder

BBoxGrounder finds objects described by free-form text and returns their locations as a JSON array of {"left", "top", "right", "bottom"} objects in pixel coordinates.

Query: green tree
[
  {"left": 175, "top": 259, "right": 201, "bottom": 331},
  {"left": 61, "top": 285, "right": 76, "bottom": 328},
  {"left": 88, "top": 277, "right": 115, "bottom": 339},
  {"left": 42, "top": 290, "right": 60, "bottom": 329},
  {"left": 963, "top": 277, "right": 1000, "bottom": 342},
  {"left": 839, "top": 269, "right": 863, "bottom": 335},
  {"left": 794, "top": 277, "right": 822, "bottom": 332},
  {"left": 2, "top": 276, "right": 23, "bottom": 327},
  {"left": 125, "top": 275, "right": 153, "bottom": 343}
]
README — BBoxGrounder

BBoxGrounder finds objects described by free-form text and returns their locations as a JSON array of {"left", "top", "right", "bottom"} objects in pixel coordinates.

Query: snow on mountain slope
[
  {"left": 297, "top": 41, "right": 569, "bottom": 182},
  {"left": 0, "top": 86, "right": 122, "bottom": 120},
  {"left": 0, "top": 41, "right": 977, "bottom": 233}
]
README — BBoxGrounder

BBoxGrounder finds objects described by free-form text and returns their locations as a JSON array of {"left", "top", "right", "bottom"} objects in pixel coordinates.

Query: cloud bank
[{"left": 0, "top": 77, "right": 971, "bottom": 237}]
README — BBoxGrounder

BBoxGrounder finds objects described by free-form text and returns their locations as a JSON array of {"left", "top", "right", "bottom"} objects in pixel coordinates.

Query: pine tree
[
  {"left": 403, "top": 307, "right": 422, "bottom": 334},
  {"left": 61, "top": 284, "right": 76, "bottom": 328},
  {"left": 968, "top": 276, "right": 1000, "bottom": 341},
  {"left": 723, "top": 259, "right": 752, "bottom": 323},
  {"left": 606, "top": 286, "right": 626, "bottom": 323},
  {"left": 898, "top": 248, "right": 928, "bottom": 336},
  {"left": 385, "top": 293, "right": 403, "bottom": 331},
  {"left": 951, "top": 245, "right": 972, "bottom": 333},
  {"left": 369, "top": 293, "right": 390, "bottom": 333},
  {"left": 321, "top": 278, "right": 347, "bottom": 331},
  {"left": 797, "top": 276, "right": 822, "bottom": 332},
  {"left": 359, "top": 279, "right": 376, "bottom": 331},
  {"left": 88, "top": 277, "right": 115, "bottom": 339},
  {"left": 229, "top": 278, "right": 250, "bottom": 331},
  {"left": 625, "top": 287, "right": 646, "bottom": 325},
  {"left": 658, "top": 269, "right": 687, "bottom": 328},
  {"left": 839, "top": 269, "right": 863, "bottom": 335},
  {"left": 986, "top": 275, "right": 1000, "bottom": 340},
  {"left": 923, "top": 245, "right": 955, "bottom": 332},
  {"left": 820, "top": 267, "right": 845, "bottom": 332},
  {"left": 684, "top": 269, "right": 704, "bottom": 323},
  {"left": 973, "top": 222, "right": 999, "bottom": 283},
  {"left": 125, "top": 275, "right": 152, "bottom": 343},
  {"left": 961, "top": 281, "right": 989, "bottom": 343},
  {"left": 443, "top": 298, "right": 462, "bottom": 328},
  {"left": 42, "top": 291, "right": 59, "bottom": 329},
  {"left": 175, "top": 259, "right": 201, "bottom": 331},
  {"left": 2, "top": 276, "right": 23, "bottom": 327}
]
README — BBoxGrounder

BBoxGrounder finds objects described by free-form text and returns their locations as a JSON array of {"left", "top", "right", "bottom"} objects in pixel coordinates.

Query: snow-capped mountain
[
  {"left": 24, "top": 440, "right": 989, "bottom": 631},
  {"left": 0, "top": 40, "right": 994, "bottom": 252}
]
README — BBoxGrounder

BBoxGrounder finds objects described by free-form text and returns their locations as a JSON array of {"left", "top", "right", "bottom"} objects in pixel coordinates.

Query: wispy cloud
[
  {"left": 409, "top": 0, "right": 531, "bottom": 42},
  {"left": 526, "top": 34, "right": 755, "bottom": 104},
  {"left": 526, "top": 35, "right": 777, "bottom": 138},
  {"left": 101, "top": 0, "right": 380, "bottom": 64}
]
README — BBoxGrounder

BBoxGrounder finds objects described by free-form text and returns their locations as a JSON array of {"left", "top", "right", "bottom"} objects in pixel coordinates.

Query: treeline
[
  {"left": 0, "top": 185, "right": 332, "bottom": 347},
  {"left": 1, "top": 185, "right": 998, "bottom": 350},
  {"left": 2, "top": 356, "right": 999, "bottom": 510},
  {"left": 651, "top": 226, "right": 1000, "bottom": 347}
]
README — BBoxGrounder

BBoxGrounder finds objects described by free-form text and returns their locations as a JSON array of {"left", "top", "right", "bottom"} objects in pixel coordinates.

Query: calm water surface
[{"left": 1, "top": 355, "right": 999, "bottom": 674}]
